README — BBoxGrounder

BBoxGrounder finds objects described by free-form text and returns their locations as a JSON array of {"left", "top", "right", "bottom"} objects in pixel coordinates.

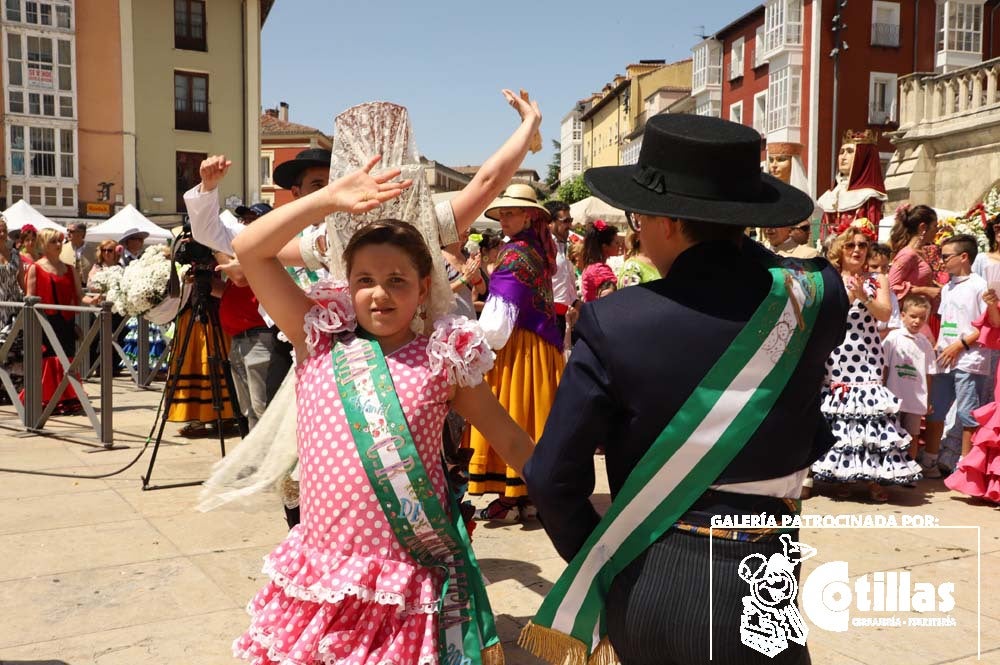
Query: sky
[{"left": 261, "top": 1, "right": 757, "bottom": 176}]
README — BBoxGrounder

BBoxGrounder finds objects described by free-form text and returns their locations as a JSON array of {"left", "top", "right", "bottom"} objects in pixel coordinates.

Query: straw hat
[{"left": 484, "top": 183, "right": 550, "bottom": 222}]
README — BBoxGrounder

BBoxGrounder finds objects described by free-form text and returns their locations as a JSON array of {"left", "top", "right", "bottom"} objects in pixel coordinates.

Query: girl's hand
[
  {"left": 463, "top": 255, "right": 482, "bottom": 281},
  {"left": 323, "top": 156, "right": 412, "bottom": 214}
]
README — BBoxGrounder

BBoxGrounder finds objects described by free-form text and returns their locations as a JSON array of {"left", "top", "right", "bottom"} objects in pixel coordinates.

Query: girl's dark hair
[
  {"left": 986, "top": 214, "right": 1000, "bottom": 252},
  {"left": 478, "top": 230, "right": 503, "bottom": 252},
  {"left": 582, "top": 221, "right": 618, "bottom": 266},
  {"left": 343, "top": 219, "right": 433, "bottom": 278},
  {"left": 889, "top": 204, "right": 937, "bottom": 254}
]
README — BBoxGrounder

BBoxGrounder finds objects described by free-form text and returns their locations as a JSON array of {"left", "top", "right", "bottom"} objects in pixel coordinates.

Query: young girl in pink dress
[{"left": 230, "top": 157, "right": 532, "bottom": 665}]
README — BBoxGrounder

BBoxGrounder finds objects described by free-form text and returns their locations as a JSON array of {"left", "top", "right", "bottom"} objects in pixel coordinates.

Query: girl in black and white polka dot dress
[{"left": 811, "top": 224, "right": 923, "bottom": 501}]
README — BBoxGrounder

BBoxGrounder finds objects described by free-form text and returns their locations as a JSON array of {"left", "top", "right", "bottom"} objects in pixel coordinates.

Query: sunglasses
[
  {"left": 940, "top": 252, "right": 963, "bottom": 261},
  {"left": 554, "top": 217, "right": 573, "bottom": 224},
  {"left": 844, "top": 241, "right": 869, "bottom": 250},
  {"left": 101, "top": 248, "right": 116, "bottom": 254},
  {"left": 625, "top": 211, "right": 641, "bottom": 233},
  {"left": 793, "top": 224, "right": 811, "bottom": 232}
]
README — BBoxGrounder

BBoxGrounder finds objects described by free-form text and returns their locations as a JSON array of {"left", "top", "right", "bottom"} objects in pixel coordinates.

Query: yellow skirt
[
  {"left": 166, "top": 309, "right": 236, "bottom": 423},
  {"left": 468, "top": 327, "right": 564, "bottom": 498}
]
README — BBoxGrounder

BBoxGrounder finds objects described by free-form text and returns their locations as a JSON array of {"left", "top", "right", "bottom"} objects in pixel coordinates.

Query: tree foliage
[
  {"left": 545, "top": 139, "right": 561, "bottom": 191},
  {"left": 555, "top": 174, "right": 591, "bottom": 205}
]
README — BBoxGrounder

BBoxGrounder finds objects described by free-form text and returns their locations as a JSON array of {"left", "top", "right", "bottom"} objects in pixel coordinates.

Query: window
[
  {"left": 869, "top": 72, "right": 897, "bottom": 124},
  {"left": 174, "top": 71, "right": 209, "bottom": 131},
  {"left": 937, "top": 1, "right": 983, "bottom": 53},
  {"left": 175, "top": 0, "right": 207, "bottom": 51},
  {"left": 754, "top": 26, "right": 767, "bottom": 67},
  {"left": 59, "top": 128, "right": 73, "bottom": 178},
  {"left": 6, "top": 34, "right": 73, "bottom": 116},
  {"left": 763, "top": 0, "right": 803, "bottom": 56},
  {"left": 730, "top": 37, "right": 745, "bottom": 80},
  {"left": 753, "top": 91, "right": 768, "bottom": 134},
  {"left": 260, "top": 153, "right": 272, "bottom": 186},
  {"left": 695, "top": 100, "right": 721, "bottom": 117},
  {"left": 29, "top": 126, "right": 55, "bottom": 176},
  {"left": 573, "top": 118, "right": 582, "bottom": 141},
  {"left": 692, "top": 40, "right": 722, "bottom": 91},
  {"left": 10, "top": 185, "right": 23, "bottom": 204},
  {"left": 10, "top": 126, "right": 25, "bottom": 175},
  {"left": 26, "top": 35, "right": 53, "bottom": 88},
  {"left": 176, "top": 151, "right": 208, "bottom": 212},
  {"left": 730, "top": 101, "right": 744, "bottom": 125},
  {"left": 871, "top": 2, "right": 901, "bottom": 46},
  {"left": 55, "top": 3, "right": 69, "bottom": 28},
  {"left": 5, "top": 0, "right": 18, "bottom": 20},
  {"left": 766, "top": 66, "right": 802, "bottom": 132}
]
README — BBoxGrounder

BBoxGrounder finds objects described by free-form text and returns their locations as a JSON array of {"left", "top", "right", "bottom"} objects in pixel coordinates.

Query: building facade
[
  {"left": 579, "top": 59, "right": 692, "bottom": 171},
  {"left": 0, "top": 0, "right": 272, "bottom": 223},
  {"left": 692, "top": 0, "right": 1000, "bottom": 200},
  {"left": 260, "top": 102, "right": 331, "bottom": 207},
  {"left": 559, "top": 103, "right": 585, "bottom": 184}
]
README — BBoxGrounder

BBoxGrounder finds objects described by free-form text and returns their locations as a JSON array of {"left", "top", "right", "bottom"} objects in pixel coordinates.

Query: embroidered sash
[
  {"left": 519, "top": 265, "right": 824, "bottom": 665},
  {"left": 333, "top": 334, "right": 503, "bottom": 665}
]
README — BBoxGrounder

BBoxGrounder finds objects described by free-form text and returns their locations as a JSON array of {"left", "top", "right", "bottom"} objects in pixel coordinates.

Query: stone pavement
[{"left": 0, "top": 377, "right": 998, "bottom": 665}]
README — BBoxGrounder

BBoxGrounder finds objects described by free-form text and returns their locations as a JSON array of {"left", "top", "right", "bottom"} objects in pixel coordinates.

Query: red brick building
[
  {"left": 259, "top": 102, "right": 332, "bottom": 207},
  {"left": 692, "top": 0, "right": 1000, "bottom": 200}
]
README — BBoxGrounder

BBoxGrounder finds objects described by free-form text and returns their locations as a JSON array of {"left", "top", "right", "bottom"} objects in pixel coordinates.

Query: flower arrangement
[
  {"left": 934, "top": 186, "right": 1000, "bottom": 252},
  {"left": 107, "top": 245, "right": 188, "bottom": 318},
  {"left": 87, "top": 265, "right": 124, "bottom": 298}
]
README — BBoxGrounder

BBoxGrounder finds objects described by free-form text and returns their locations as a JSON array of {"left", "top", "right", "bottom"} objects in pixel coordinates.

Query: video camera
[{"left": 172, "top": 221, "right": 216, "bottom": 268}]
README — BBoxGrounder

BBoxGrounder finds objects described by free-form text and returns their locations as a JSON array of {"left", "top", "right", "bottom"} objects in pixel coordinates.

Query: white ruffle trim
[
  {"left": 259, "top": 557, "right": 439, "bottom": 616},
  {"left": 235, "top": 627, "right": 436, "bottom": 665},
  {"left": 821, "top": 382, "right": 901, "bottom": 418},
  {"left": 427, "top": 314, "right": 496, "bottom": 388},
  {"left": 302, "top": 279, "right": 356, "bottom": 355}
]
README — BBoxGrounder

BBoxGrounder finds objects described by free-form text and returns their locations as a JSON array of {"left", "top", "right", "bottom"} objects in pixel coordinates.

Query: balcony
[
  {"left": 871, "top": 22, "right": 900, "bottom": 47},
  {"left": 897, "top": 57, "right": 1000, "bottom": 130}
]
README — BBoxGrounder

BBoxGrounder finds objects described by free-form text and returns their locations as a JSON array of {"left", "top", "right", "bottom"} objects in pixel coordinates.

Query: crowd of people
[{"left": 6, "top": 94, "right": 999, "bottom": 664}]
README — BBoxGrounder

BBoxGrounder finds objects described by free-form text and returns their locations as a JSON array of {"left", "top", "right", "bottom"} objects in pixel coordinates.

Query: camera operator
[{"left": 182, "top": 161, "right": 291, "bottom": 438}]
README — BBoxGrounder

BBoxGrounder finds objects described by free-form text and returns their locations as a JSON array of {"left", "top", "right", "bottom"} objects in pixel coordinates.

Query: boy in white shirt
[
  {"left": 883, "top": 294, "right": 937, "bottom": 461},
  {"left": 923, "top": 234, "right": 987, "bottom": 477}
]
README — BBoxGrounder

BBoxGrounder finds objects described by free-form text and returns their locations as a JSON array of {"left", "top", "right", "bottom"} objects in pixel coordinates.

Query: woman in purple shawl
[{"left": 470, "top": 183, "right": 564, "bottom": 521}]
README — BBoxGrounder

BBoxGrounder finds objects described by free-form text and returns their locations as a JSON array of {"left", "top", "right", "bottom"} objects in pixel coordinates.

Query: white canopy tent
[
  {"left": 569, "top": 196, "right": 627, "bottom": 227},
  {"left": 1, "top": 199, "right": 65, "bottom": 232},
  {"left": 85, "top": 204, "right": 173, "bottom": 245}
]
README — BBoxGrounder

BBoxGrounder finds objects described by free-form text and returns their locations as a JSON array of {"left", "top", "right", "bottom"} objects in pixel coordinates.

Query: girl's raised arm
[{"left": 231, "top": 157, "right": 410, "bottom": 354}]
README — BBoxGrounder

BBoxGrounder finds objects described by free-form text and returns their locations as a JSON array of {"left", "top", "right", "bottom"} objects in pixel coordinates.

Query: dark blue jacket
[{"left": 523, "top": 239, "right": 849, "bottom": 561}]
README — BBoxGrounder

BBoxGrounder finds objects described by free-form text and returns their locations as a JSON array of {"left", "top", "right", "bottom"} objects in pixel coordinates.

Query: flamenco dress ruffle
[
  {"left": 233, "top": 525, "right": 440, "bottom": 665},
  {"left": 811, "top": 381, "right": 923, "bottom": 484},
  {"left": 944, "top": 400, "right": 1000, "bottom": 501}
]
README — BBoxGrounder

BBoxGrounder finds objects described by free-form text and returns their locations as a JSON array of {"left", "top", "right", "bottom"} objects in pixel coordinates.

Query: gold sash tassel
[
  {"left": 481, "top": 641, "right": 506, "bottom": 665},
  {"left": 518, "top": 621, "right": 588, "bottom": 665},
  {"left": 586, "top": 636, "right": 620, "bottom": 665}
]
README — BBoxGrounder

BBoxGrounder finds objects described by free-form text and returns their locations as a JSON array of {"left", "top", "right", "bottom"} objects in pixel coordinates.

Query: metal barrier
[
  {"left": 73, "top": 311, "right": 170, "bottom": 388},
  {"left": 0, "top": 297, "right": 115, "bottom": 446}
]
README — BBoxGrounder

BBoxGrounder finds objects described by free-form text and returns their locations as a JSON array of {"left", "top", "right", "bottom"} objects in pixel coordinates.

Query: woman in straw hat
[{"left": 471, "top": 183, "right": 564, "bottom": 521}]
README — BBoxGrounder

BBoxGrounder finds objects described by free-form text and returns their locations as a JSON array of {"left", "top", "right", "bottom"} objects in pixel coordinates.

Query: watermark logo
[
  {"left": 737, "top": 533, "right": 816, "bottom": 658},
  {"left": 801, "top": 563, "right": 956, "bottom": 631}
]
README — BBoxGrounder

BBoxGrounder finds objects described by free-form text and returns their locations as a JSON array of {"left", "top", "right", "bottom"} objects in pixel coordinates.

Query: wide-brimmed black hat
[
  {"left": 272, "top": 148, "right": 332, "bottom": 189},
  {"left": 584, "top": 114, "right": 814, "bottom": 228}
]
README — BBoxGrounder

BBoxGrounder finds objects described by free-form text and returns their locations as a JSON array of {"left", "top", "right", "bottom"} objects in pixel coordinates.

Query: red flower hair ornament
[
  {"left": 593, "top": 219, "right": 608, "bottom": 232},
  {"left": 841, "top": 217, "right": 878, "bottom": 242}
]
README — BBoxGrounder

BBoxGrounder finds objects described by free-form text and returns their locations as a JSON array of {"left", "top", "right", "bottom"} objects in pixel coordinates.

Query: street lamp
[{"left": 830, "top": 0, "right": 848, "bottom": 183}]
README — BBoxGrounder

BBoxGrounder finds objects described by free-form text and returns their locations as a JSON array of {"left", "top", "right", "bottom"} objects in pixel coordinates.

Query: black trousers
[{"left": 607, "top": 529, "right": 811, "bottom": 665}]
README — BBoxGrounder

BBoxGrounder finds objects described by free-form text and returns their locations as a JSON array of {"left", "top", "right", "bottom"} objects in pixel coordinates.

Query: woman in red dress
[{"left": 22, "top": 227, "right": 84, "bottom": 415}]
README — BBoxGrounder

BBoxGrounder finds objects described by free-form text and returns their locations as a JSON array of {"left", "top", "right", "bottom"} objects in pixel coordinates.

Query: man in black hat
[
  {"left": 234, "top": 202, "right": 274, "bottom": 225},
  {"left": 520, "top": 115, "right": 849, "bottom": 665}
]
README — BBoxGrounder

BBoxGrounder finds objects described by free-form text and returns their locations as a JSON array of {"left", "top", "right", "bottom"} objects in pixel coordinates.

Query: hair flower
[{"left": 593, "top": 219, "right": 608, "bottom": 232}]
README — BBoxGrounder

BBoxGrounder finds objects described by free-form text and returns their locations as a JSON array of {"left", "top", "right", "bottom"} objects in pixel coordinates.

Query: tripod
[{"left": 142, "top": 267, "right": 244, "bottom": 490}]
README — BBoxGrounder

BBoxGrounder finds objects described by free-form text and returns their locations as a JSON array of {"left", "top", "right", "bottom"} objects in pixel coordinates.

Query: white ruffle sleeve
[
  {"left": 302, "top": 279, "right": 356, "bottom": 355},
  {"left": 478, "top": 294, "right": 519, "bottom": 350},
  {"left": 427, "top": 315, "right": 495, "bottom": 388}
]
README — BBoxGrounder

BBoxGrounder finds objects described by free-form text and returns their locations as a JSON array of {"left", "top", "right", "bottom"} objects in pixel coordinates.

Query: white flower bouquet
[{"left": 108, "top": 245, "right": 189, "bottom": 321}]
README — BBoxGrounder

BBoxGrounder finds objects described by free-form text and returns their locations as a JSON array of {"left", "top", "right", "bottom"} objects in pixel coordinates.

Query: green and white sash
[
  {"left": 333, "top": 335, "right": 504, "bottom": 665},
  {"left": 520, "top": 264, "right": 824, "bottom": 665}
]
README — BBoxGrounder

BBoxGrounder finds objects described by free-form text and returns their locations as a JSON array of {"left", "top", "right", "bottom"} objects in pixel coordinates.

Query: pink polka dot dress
[{"left": 234, "top": 284, "right": 495, "bottom": 665}]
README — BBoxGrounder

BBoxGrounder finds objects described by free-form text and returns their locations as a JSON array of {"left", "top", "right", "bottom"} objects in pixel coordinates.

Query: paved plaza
[{"left": 0, "top": 378, "right": 998, "bottom": 665}]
